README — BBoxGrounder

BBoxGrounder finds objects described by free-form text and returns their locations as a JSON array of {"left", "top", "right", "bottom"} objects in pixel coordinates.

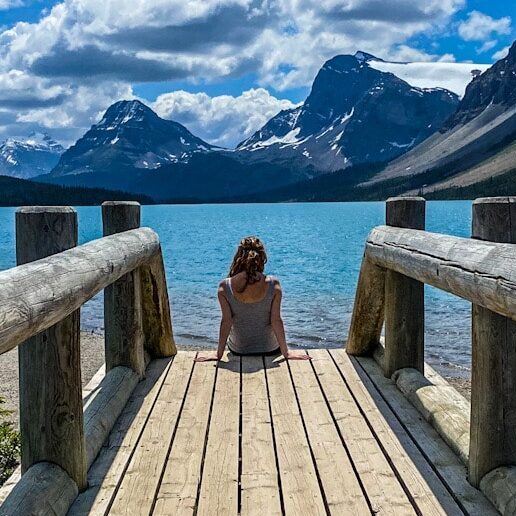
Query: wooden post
[
  {"left": 346, "top": 256, "right": 385, "bottom": 355},
  {"left": 16, "top": 206, "right": 87, "bottom": 491},
  {"left": 102, "top": 201, "right": 145, "bottom": 378},
  {"left": 383, "top": 197, "right": 425, "bottom": 378},
  {"left": 469, "top": 197, "right": 516, "bottom": 487}
]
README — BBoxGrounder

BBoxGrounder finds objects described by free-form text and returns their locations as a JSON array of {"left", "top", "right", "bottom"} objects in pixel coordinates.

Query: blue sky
[{"left": 0, "top": 0, "right": 513, "bottom": 147}]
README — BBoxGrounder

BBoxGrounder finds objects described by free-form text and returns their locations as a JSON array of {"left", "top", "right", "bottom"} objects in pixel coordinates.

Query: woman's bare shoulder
[{"left": 267, "top": 275, "right": 281, "bottom": 289}]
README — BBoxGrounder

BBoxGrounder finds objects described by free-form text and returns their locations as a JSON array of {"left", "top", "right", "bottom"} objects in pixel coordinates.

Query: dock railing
[
  {"left": 347, "top": 196, "right": 516, "bottom": 511},
  {"left": 0, "top": 202, "right": 175, "bottom": 515}
]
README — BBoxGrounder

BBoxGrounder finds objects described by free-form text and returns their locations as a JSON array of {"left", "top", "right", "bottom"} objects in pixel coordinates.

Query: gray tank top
[{"left": 223, "top": 276, "right": 279, "bottom": 354}]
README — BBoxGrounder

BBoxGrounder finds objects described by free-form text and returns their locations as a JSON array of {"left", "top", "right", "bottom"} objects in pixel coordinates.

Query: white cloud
[
  {"left": 368, "top": 60, "right": 491, "bottom": 97},
  {"left": 458, "top": 11, "right": 511, "bottom": 42},
  {"left": 477, "top": 40, "right": 497, "bottom": 54},
  {"left": 0, "top": 0, "right": 489, "bottom": 146},
  {"left": 152, "top": 88, "right": 297, "bottom": 148},
  {"left": 0, "top": 0, "right": 22, "bottom": 10},
  {"left": 493, "top": 45, "right": 511, "bottom": 60}
]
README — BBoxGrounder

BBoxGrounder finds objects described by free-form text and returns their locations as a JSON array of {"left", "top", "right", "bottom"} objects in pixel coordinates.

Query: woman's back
[{"left": 223, "top": 273, "right": 279, "bottom": 354}]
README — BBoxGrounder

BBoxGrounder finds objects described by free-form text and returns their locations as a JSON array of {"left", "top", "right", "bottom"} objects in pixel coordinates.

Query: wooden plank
[
  {"left": 358, "top": 356, "right": 498, "bottom": 516},
  {"left": 105, "top": 352, "right": 193, "bottom": 515},
  {"left": 153, "top": 357, "right": 218, "bottom": 514},
  {"left": 68, "top": 357, "right": 173, "bottom": 516},
  {"left": 309, "top": 349, "right": 415, "bottom": 515},
  {"left": 330, "top": 349, "right": 462, "bottom": 516},
  {"left": 196, "top": 353, "right": 240, "bottom": 516},
  {"left": 240, "top": 355, "right": 282, "bottom": 516},
  {"left": 288, "top": 352, "right": 369, "bottom": 513},
  {"left": 264, "top": 355, "right": 326, "bottom": 516}
]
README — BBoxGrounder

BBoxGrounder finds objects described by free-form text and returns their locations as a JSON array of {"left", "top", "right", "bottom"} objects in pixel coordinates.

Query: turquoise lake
[{"left": 0, "top": 201, "right": 473, "bottom": 378}]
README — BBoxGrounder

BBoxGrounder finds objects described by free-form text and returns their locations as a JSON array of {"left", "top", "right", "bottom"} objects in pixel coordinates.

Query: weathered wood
[
  {"left": 16, "top": 206, "right": 87, "bottom": 490},
  {"left": 265, "top": 355, "right": 326, "bottom": 515},
  {"left": 0, "top": 462, "right": 78, "bottom": 516},
  {"left": 469, "top": 197, "right": 516, "bottom": 487},
  {"left": 0, "top": 227, "right": 160, "bottom": 355},
  {"left": 289, "top": 353, "right": 371, "bottom": 513},
  {"left": 102, "top": 201, "right": 145, "bottom": 378},
  {"left": 384, "top": 197, "right": 425, "bottom": 378},
  {"left": 480, "top": 466, "right": 516, "bottom": 515},
  {"left": 109, "top": 353, "right": 192, "bottom": 515},
  {"left": 392, "top": 368, "right": 470, "bottom": 464},
  {"left": 358, "top": 356, "right": 498, "bottom": 516},
  {"left": 155, "top": 356, "right": 217, "bottom": 514},
  {"left": 310, "top": 350, "right": 415, "bottom": 515},
  {"left": 197, "top": 353, "right": 240, "bottom": 516},
  {"left": 69, "top": 359, "right": 172, "bottom": 516},
  {"left": 83, "top": 366, "right": 139, "bottom": 467},
  {"left": 364, "top": 225, "right": 516, "bottom": 321},
  {"left": 332, "top": 350, "right": 462, "bottom": 515},
  {"left": 239, "top": 356, "right": 282, "bottom": 515},
  {"left": 346, "top": 255, "right": 385, "bottom": 356},
  {"left": 140, "top": 251, "right": 176, "bottom": 358}
]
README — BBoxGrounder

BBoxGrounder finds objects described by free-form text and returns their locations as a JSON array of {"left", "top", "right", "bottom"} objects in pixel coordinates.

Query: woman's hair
[{"left": 229, "top": 236, "right": 267, "bottom": 292}]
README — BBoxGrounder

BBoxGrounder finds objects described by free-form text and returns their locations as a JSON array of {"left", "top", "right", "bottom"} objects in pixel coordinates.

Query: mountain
[
  {"left": 0, "top": 175, "right": 154, "bottom": 207},
  {"left": 363, "top": 41, "right": 516, "bottom": 196},
  {"left": 236, "top": 52, "right": 459, "bottom": 173},
  {"left": 49, "top": 100, "right": 216, "bottom": 178},
  {"left": 0, "top": 133, "right": 63, "bottom": 179}
]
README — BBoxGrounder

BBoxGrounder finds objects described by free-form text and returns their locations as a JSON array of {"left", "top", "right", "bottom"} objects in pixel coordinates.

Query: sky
[{"left": 0, "top": 0, "right": 514, "bottom": 148}]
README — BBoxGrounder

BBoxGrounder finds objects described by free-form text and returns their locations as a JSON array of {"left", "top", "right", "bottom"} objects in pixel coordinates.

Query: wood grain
[
  {"left": 469, "top": 197, "right": 516, "bottom": 487},
  {"left": 384, "top": 197, "right": 425, "bottom": 378},
  {"left": 196, "top": 353, "right": 240, "bottom": 516},
  {"left": 16, "top": 207, "right": 87, "bottom": 490},
  {"left": 0, "top": 227, "right": 160, "bottom": 355},
  {"left": 102, "top": 202, "right": 145, "bottom": 378},
  {"left": 365, "top": 224, "right": 516, "bottom": 321}
]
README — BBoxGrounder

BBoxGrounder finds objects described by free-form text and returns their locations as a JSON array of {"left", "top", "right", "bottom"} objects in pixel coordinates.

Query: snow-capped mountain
[
  {"left": 366, "top": 40, "right": 516, "bottom": 194},
  {"left": 49, "top": 100, "right": 216, "bottom": 178},
  {"left": 0, "top": 133, "right": 63, "bottom": 179},
  {"left": 237, "top": 52, "right": 459, "bottom": 172}
]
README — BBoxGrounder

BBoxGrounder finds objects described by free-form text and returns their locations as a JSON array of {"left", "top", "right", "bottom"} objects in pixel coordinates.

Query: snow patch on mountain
[{"left": 0, "top": 132, "right": 64, "bottom": 179}]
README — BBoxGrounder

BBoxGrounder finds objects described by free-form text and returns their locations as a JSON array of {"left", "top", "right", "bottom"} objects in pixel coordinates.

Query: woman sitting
[{"left": 195, "top": 236, "right": 310, "bottom": 362}]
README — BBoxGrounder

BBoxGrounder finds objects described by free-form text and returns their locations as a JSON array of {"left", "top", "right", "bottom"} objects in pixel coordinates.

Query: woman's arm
[
  {"left": 216, "top": 285, "right": 233, "bottom": 358},
  {"left": 270, "top": 279, "right": 311, "bottom": 360},
  {"left": 195, "top": 282, "right": 233, "bottom": 362}
]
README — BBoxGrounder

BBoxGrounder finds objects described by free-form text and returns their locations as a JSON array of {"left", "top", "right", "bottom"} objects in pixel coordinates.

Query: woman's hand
[
  {"left": 284, "top": 350, "right": 312, "bottom": 360},
  {"left": 195, "top": 351, "right": 220, "bottom": 362}
]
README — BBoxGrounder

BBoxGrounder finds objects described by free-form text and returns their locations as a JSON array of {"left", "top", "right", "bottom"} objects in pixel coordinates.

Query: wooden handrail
[
  {"left": 365, "top": 225, "right": 516, "bottom": 321},
  {"left": 0, "top": 203, "right": 177, "bottom": 515},
  {"left": 347, "top": 195, "right": 516, "bottom": 509},
  {"left": 0, "top": 227, "right": 161, "bottom": 355}
]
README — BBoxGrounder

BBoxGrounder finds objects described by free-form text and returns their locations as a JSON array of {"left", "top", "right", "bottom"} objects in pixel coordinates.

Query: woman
[{"left": 195, "top": 236, "right": 311, "bottom": 361}]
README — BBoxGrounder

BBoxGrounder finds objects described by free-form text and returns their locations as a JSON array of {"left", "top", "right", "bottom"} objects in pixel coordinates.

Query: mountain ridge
[{"left": 0, "top": 132, "right": 64, "bottom": 179}]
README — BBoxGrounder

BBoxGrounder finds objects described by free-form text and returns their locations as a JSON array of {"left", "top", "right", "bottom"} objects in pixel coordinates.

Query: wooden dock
[
  {"left": 68, "top": 349, "right": 494, "bottom": 516},
  {"left": 5, "top": 197, "right": 516, "bottom": 515}
]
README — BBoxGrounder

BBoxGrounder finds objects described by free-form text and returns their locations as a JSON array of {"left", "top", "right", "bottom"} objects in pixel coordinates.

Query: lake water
[{"left": 0, "top": 201, "right": 473, "bottom": 378}]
